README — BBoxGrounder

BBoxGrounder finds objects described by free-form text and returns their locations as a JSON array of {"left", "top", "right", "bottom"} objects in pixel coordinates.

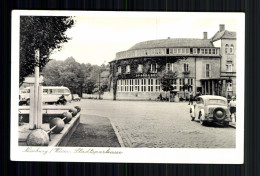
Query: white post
[
  {"left": 29, "top": 86, "right": 35, "bottom": 129},
  {"left": 36, "top": 86, "right": 43, "bottom": 128},
  {"left": 29, "top": 49, "right": 42, "bottom": 129}
]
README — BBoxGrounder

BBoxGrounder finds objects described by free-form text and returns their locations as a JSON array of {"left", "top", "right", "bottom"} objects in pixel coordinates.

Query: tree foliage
[
  {"left": 19, "top": 16, "right": 74, "bottom": 86},
  {"left": 158, "top": 70, "right": 178, "bottom": 92},
  {"left": 42, "top": 57, "right": 110, "bottom": 96}
]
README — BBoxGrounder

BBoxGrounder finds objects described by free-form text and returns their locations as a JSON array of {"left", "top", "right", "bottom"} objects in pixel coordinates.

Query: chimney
[
  {"left": 219, "top": 24, "right": 225, "bottom": 32},
  {"left": 203, "top": 32, "right": 207, "bottom": 39}
]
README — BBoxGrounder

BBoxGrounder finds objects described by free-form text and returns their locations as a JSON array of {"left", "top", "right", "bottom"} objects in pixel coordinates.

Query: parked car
[
  {"left": 72, "top": 94, "right": 81, "bottom": 101},
  {"left": 190, "top": 95, "right": 231, "bottom": 126}
]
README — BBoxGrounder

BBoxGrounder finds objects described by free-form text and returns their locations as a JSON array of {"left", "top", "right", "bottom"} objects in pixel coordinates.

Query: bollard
[
  {"left": 49, "top": 118, "right": 64, "bottom": 134},
  {"left": 69, "top": 108, "right": 78, "bottom": 117},
  {"left": 74, "top": 106, "right": 81, "bottom": 113},
  {"left": 26, "top": 107, "right": 81, "bottom": 146},
  {"left": 26, "top": 129, "right": 49, "bottom": 146},
  {"left": 62, "top": 111, "right": 72, "bottom": 123}
]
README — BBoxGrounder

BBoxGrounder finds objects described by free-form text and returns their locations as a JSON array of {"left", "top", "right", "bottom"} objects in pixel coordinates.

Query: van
[{"left": 19, "top": 86, "right": 72, "bottom": 105}]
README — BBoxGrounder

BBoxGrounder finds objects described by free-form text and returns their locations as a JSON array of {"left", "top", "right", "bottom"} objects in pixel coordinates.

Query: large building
[{"left": 108, "top": 24, "right": 236, "bottom": 100}]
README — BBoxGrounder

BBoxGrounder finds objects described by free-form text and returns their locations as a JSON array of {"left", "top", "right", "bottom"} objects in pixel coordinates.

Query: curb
[{"left": 109, "top": 120, "right": 125, "bottom": 148}]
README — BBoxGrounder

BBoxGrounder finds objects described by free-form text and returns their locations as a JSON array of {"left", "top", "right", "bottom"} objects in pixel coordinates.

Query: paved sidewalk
[{"left": 65, "top": 115, "right": 121, "bottom": 147}]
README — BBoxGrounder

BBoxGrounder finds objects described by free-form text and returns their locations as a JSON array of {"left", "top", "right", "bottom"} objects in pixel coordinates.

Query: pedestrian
[
  {"left": 229, "top": 96, "right": 236, "bottom": 122},
  {"left": 188, "top": 90, "right": 194, "bottom": 105}
]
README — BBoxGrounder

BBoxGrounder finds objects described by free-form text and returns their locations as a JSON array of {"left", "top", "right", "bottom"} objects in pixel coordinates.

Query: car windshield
[{"left": 207, "top": 99, "right": 226, "bottom": 105}]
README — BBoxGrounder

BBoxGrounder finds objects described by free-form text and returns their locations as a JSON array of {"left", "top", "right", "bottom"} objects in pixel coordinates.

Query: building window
[
  {"left": 169, "top": 48, "right": 173, "bottom": 54},
  {"left": 212, "top": 49, "right": 216, "bottom": 54},
  {"left": 184, "top": 63, "right": 189, "bottom": 72},
  {"left": 227, "top": 64, "right": 232, "bottom": 72},
  {"left": 148, "top": 79, "right": 153, "bottom": 92},
  {"left": 182, "top": 48, "right": 185, "bottom": 53},
  {"left": 187, "top": 78, "right": 193, "bottom": 91},
  {"left": 150, "top": 64, "right": 157, "bottom": 73},
  {"left": 166, "top": 63, "right": 173, "bottom": 72},
  {"left": 126, "top": 65, "right": 130, "bottom": 74},
  {"left": 230, "top": 44, "right": 234, "bottom": 54},
  {"left": 193, "top": 48, "right": 197, "bottom": 54},
  {"left": 137, "top": 64, "right": 143, "bottom": 73},
  {"left": 117, "top": 66, "right": 121, "bottom": 73},
  {"left": 197, "top": 48, "right": 200, "bottom": 54},
  {"left": 205, "top": 64, "right": 211, "bottom": 78},
  {"left": 141, "top": 79, "right": 146, "bottom": 92},
  {"left": 171, "top": 79, "right": 177, "bottom": 90},
  {"left": 178, "top": 48, "right": 181, "bottom": 53},
  {"left": 186, "top": 48, "right": 190, "bottom": 54},
  {"left": 205, "top": 49, "right": 208, "bottom": 54},
  {"left": 201, "top": 49, "right": 204, "bottom": 54},
  {"left": 120, "top": 80, "right": 123, "bottom": 92},
  {"left": 166, "top": 48, "right": 169, "bottom": 54},
  {"left": 225, "top": 44, "right": 229, "bottom": 54},
  {"left": 117, "top": 80, "right": 120, "bottom": 92},
  {"left": 190, "top": 48, "right": 193, "bottom": 54},
  {"left": 135, "top": 79, "right": 139, "bottom": 92},
  {"left": 155, "top": 79, "right": 161, "bottom": 92},
  {"left": 209, "top": 49, "right": 211, "bottom": 54},
  {"left": 227, "top": 82, "right": 232, "bottom": 91},
  {"left": 174, "top": 48, "right": 177, "bottom": 53},
  {"left": 179, "top": 78, "right": 184, "bottom": 91}
]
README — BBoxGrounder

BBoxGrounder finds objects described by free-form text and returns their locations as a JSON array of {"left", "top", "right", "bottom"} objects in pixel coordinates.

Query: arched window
[
  {"left": 225, "top": 44, "right": 229, "bottom": 54},
  {"left": 230, "top": 44, "right": 234, "bottom": 54}
]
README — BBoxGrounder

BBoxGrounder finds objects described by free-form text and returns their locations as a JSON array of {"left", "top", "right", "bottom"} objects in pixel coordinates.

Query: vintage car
[
  {"left": 190, "top": 95, "right": 231, "bottom": 126},
  {"left": 72, "top": 94, "right": 81, "bottom": 101}
]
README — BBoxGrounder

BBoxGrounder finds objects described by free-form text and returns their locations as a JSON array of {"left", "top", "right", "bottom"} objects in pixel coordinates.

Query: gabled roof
[
  {"left": 128, "top": 38, "right": 214, "bottom": 51},
  {"left": 211, "top": 30, "right": 236, "bottom": 42}
]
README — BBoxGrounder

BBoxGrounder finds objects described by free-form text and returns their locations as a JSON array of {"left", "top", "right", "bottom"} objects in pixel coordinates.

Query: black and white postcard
[{"left": 11, "top": 11, "right": 244, "bottom": 163}]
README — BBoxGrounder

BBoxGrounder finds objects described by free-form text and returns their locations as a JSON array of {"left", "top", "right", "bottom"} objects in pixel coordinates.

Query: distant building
[{"left": 108, "top": 24, "right": 236, "bottom": 100}]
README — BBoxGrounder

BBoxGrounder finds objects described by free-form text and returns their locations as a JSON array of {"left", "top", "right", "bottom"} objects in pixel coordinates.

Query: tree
[
  {"left": 19, "top": 16, "right": 74, "bottom": 87},
  {"left": 42, "top": 57, "right": 109, "bottom": 96},
  {"left": 158, "top": 70, "right": 178, "bottom": 101}
]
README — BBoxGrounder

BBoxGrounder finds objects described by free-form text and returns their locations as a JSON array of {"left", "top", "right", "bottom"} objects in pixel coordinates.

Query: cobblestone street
[{"left": 78, "top": 99, "right": 236, "bottom": 148}]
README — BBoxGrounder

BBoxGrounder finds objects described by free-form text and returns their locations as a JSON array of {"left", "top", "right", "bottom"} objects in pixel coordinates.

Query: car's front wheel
[
  {"left": 190, "top": 106, "right": 195, "bottom": 121},
  {"left": 199, "top": 112, "right": 207, "bottom": 126}
]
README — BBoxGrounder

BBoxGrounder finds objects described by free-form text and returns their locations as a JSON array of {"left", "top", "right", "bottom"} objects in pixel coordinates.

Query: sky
[{"left": 49, "top": 12, "right": 239, "bottom": 65}]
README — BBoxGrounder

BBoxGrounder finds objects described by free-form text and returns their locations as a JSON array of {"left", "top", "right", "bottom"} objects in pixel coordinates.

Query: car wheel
[
  {"left": 199, "top": 112, "right": 207, "bottom": 126},
  {"left": 213, "top": 108, "right": 226, "bottom": 121}
]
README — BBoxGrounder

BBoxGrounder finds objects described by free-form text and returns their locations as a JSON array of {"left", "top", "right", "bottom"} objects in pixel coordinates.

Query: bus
[{"left": 19, "top": 86, "right": 72, "bottom": 105}]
